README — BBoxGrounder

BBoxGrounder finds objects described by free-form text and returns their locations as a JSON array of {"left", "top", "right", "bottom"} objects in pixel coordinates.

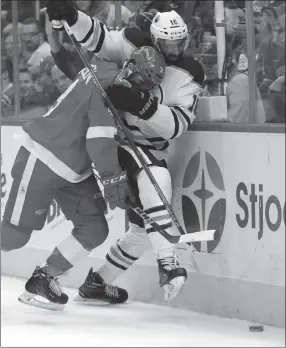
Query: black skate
[
  {"left": 74, "top": 268, "right": 128, "bottom": 304},
  {"left": 157, "top": 255, "right": 187, "bottom": 302},
  {"left": 18, "top": 266, "right": 68, "bottom": 311}
]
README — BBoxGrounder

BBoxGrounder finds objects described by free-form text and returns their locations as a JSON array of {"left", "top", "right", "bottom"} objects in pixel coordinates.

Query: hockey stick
[
  {"left": 131, "top": 205, "right": 216, "bottom": 244},
  {"left": 60, "top": 20, "right": 189, "bottom": 237},
  {"left": 92, "top": 170, "right": 216, "bottom": 245}
]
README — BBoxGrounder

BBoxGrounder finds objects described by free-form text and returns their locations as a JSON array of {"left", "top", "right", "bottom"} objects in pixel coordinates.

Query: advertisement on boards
[
  {"left": 168, "top": 131, "right": 285, "bottom": 286},
  {"left": 1, "top": 126, "right": 126, "bottom": 258}
]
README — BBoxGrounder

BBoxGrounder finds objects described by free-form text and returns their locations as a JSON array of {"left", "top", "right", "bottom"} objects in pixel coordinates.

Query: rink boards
[{"left": 1, "top": 125, "right": 285, "bottom": 328}]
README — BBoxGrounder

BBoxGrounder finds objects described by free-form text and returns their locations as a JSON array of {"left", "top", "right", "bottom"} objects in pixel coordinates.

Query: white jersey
[
  {"left": 119, "top": 66, "right": 201, "bottom": 160},
  {"left": 70, "top": 11, "right": 204, "bottom": 159}
]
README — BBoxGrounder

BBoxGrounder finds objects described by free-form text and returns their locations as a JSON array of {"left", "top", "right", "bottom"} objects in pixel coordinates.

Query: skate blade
[
  {"left": 73, "top": 295, "right": 114, "bottom": 305},
  {"left": 18, "top": 291, "right": 64, "bottom": 311},
  {"left": 163, "top": 276, "right": 186, "bottom": 303}
]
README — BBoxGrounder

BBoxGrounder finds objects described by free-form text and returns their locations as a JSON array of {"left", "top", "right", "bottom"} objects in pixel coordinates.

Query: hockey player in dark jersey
[
  {"left": 0, "top": 57, "right": 134, "bottom": 310},
  {"left": 46, "top": 2, "right": 204, "bottom": 302}
]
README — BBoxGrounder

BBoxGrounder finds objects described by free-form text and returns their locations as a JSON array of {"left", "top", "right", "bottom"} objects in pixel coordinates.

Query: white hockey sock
[
  {"left": 44, "top": 235, "right": 90, "bottom": 277},
  {"left": 97, "top": 223, "right": 150, "bottom": 283},
  {"left": 137, "top": 167, "right": 176, "bottom": 257}
]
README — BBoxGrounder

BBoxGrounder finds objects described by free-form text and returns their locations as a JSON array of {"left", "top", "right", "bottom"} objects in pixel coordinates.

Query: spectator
[
  {"left": 35, "top": 55, "right": 60, "bottom": 103},
  {"left": 19, "top": 68, "right": 35, "bottom": 100},
  {"left": 2, "top": 29, "right": 26, "bottom": 82},
  {"left": 1, "top": 1, "right": 39, "bottom": 23},
  {"left": 128, "top": 11, "right": 155, "bottom": 33},
  {"left": 254, "top": 2, "right": 285, "bottom": 122},
  {"left": 196, "top": 36, "right": 266, "bottom": 123},
  {"left": 2, "top": 22, "right": 23, "bottom": 37},
  {"left": 1, "top": 58, "right": 14, "bottom": 117},
  {"left": 184, "top": 16, "right": 204, "bottom": 57},
  {"left": 195, "top": 35, "right": 219, "bottom": 96},
  {"left": 19, "top": 68, "right": 54, "bottom": 107},
  {"left": 75, "top": 0, "right": 109, "bottom": 24},
  {"left": 106, "top": 1, "right": 133, "bottom": 28},
  {"left": 193, "top": 0, "right": 215, "bottom": 36},
  {"left": 51, "top": 64, "right": 73, "bottom": 94},
  {"left": 21, "top": 18, "right": 52, "bottom": 74},
  {"left": 138, "top": 1, "right": 173, "bottom": 13},
  {"left": 226, "top": 52, "right": 266, "bottom": 123},
  {"left": 1, "top": 58, "right": 11, "bottom": 92}
]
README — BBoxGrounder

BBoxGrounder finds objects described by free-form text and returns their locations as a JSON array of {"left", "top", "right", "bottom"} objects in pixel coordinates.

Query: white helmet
[
  {"left": 150, "top": 11, "right": 188, "bottom": 42},
  {"left": 150, "top": 11, "right": 188, "bottom": 62}
]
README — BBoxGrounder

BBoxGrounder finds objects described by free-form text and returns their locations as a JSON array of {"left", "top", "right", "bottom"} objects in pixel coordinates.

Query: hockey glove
[
  {"left": 101, "top": 170, "right": 134, "bottom": 210},
  {"left": 106, "top": 85, "right": 158, "bottom": 120},
  {"left": 46, "top": 1, "right": 78, "bottom": 30}
]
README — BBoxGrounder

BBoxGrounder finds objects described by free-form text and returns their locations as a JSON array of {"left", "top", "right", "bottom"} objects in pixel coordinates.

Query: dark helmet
[{"left": 125, "top": 46, "right": 166, "bottom": 89}]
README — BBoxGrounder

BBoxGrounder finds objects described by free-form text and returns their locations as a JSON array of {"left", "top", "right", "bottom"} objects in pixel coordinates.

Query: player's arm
[
  {"left": 45, "top": 9, "right": 84, "bottom": 80},
  {"left": 46, "top": 2, "right": 132, "bottom": 65},
  {"left": 86, "top": 88, "right": 120, "bottom": 177},
  {"left": 142, "top": 77, "right": 202, "bottom": 140},
  {"left": 106, "top": 77, "right": 202, "bottom": 140},
  {"left": 86, "top": 88, "right": 133, "bottom": 210}
]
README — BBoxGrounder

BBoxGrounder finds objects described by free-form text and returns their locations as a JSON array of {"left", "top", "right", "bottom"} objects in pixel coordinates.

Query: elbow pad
[{"left": 106, "top": 85, "right": 158, "bottom": 120}]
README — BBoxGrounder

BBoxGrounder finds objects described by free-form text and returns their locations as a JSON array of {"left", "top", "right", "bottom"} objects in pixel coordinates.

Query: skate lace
[
  {"left": 48, "top": 278, "right": 62, "bottom": 297},
  {"left": 160, "top": 256, "right": 178, "bottom": 271},
  {"left": 104, "top": 284, "right": 119, "bottom": 298}
]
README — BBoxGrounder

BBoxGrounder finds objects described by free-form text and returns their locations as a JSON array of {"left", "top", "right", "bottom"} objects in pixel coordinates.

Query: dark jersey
[{"left": 20, "top": 61, "right": 120, "bottom": 182}]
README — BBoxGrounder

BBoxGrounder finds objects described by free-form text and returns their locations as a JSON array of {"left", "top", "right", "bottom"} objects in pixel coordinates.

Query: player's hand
[
  {"left": 46, "top": 1, "right": 78, "bottom": 30},
  {"left": 101, "top": 170, "right": 135, "bottom": 210},
  {"left": 106, "top": 85, "right": 158, "bottom": 120}
]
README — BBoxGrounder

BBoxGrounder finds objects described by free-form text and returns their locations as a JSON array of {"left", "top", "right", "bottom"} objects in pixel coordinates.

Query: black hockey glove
[
  {"left": 46, "top": 1, "right": 78, "bottom": 30},
  {"left": 106, "top": 85, "right": 158, "bottom": 120},
  {"left": 101, "top": 170, "right": 135, "bottom": 210}
]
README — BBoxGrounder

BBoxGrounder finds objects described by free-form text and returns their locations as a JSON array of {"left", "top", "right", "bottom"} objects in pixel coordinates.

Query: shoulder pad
[
  {"left": 170, "top": 57, "right": 205, "bottom": 85},
  {"left": 123, "top": 27, "right": 153, "bottom": 48}
]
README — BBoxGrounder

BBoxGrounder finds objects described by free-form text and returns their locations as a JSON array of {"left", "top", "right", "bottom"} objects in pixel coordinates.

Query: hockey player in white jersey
[{"left": 46, "top": 2, "right": 203, "bottom": 302}]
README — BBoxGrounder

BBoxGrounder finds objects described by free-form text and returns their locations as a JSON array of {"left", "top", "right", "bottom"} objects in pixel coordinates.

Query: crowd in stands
[{"left": 1, "top": 0, "right": 285, "bottom": 123}]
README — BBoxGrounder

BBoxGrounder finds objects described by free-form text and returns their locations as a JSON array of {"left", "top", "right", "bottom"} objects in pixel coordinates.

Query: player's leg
[
  {"left": 76, "top": 146, "right": 186, "bottom": 303},
  {"left": 1, "top": 147, "right": 69, "bottom": 309},
  {"left": 91, "top": 168, "right": 151, "bottom": 284},
  {"left": 1, "top": 147, "right": 54, "bottom": 251},
  {"left": 40, "top": 174, "right": 128, "bottom": 304},
  {"left": 75, "top": 147, "right": 151, "bottom": 304},
  {"left": 136, "top": 163, "right": 187, "bottom": 301},
  {"left": 114, "top": 146, "right": 187, "bottom": 301},
  {"left": 117, "top": 146, "right": 187, "bottom": 301},
  {"left": 41, "top": 175, "right": 108, "bottom": 276}
]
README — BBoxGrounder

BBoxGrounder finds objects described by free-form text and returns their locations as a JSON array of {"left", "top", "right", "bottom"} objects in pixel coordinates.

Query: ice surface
[{"left": 1, "top": 276, "right": 285, "bottom": 347}]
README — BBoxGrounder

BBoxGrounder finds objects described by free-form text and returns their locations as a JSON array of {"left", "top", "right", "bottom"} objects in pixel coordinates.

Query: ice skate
[
  {"left": 74, "top": 268, "right": 128, "bottom": 304},
  {"left": 18, "top": 266, "right": 68, "bottom": 311},
  {"left": 157, "top": 251, "right": 187, "bottom": 302}
]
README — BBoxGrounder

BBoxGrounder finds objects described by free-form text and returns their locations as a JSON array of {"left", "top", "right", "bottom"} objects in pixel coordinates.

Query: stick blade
[{"left": 179, "top": 230, "right": 216, "bottom": 244}]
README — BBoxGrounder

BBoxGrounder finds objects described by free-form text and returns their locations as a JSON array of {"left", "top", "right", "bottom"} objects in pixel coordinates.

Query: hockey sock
[
  {"left": 137, "top": 167, "right": 176, "bottom": 256},
  {"left": 97, "top": 223, "right": 150, "bottom": 283},
  {"left": 43, "top": 235, "right": 90, "bottom": 277}
]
